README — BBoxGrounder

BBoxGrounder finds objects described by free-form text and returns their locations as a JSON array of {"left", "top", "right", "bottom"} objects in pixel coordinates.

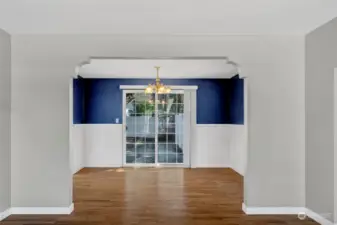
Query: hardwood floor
[{"left": 3, "top": 168, "right": 318, "bottom": 225}]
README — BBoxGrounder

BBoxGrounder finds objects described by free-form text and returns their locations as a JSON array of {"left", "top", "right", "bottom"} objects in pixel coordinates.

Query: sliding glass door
[
  {"left": 123, "top": 90, "right": 188, "bottom": 167},
  {"left": 157, "top": 93, "right": 184, "bottom": 164}
]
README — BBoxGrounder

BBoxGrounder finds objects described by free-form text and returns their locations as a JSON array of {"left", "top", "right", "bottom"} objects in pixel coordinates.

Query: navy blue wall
[
  {"left": 73, "top": 78, "right": 85, "bottom": 124},
  {"left": 229, "top": 77, "right": 244, "bottom": 124},
  {"left": 73, "top": 78, "right": 244, "bottom": 124}
]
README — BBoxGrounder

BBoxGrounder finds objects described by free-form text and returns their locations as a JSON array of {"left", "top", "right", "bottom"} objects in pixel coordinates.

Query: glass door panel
[
  {"left": 125, "top": 92, "right": 155, "bottom": 165},
  {"left": 157, "top": 92, "right": 184, "bottom": 165},
  {"left": 124, "top": 90, "right": 186, "bottom": 166}
]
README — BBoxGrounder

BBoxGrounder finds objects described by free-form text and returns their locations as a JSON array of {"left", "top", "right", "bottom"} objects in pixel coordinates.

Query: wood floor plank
[{"left": 3, "top": 168, "right": 318, "bottom": 225}]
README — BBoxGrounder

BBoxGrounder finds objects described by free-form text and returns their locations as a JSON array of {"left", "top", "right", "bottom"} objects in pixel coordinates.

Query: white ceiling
[
  {"left": 0, "top": 0, "right": 336, "bottom": 35},
  {"left": 79, "top": 59, "right": 238, "bottom": 78}
]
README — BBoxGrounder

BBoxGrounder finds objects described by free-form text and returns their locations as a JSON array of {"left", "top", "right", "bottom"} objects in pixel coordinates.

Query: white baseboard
[
  {"left": 10, "top": 203, "right": 74, "bottom": 215},
  {"left": 84, "top": 165, "right": 122, "bottom": 168},
  {"left": 73, "top": 166, "right": 84, "bottom": 174},
  {"left": 242, "top": 203, "right": 335, "bottom": 225},
  {"left": 195, "top": 165, "right": 230, "bottom": 168},
  {"left": 305, "top": 208, "right": 334, "bottom": 225},
  {"left": 242, "top": 203, "right": 305, "bottom": 215},
  {"left": 229, "top": 167, "right": 244, "bottom": 176},
  {"left": 0, "top": 208, "right": 11, "bottom": 221}
]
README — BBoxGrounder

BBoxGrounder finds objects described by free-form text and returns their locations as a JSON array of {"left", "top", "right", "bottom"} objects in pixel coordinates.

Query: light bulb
[
  {"left": 158, "top": 86, "right": 165, "bottom": 92},
  {"left": 145, "top": 86, "right": 153, "bottom": 94}
]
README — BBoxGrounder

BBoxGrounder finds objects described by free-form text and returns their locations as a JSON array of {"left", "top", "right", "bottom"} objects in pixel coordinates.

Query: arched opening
[{"left": 68, "top": 57, "right": 248, "bottom": 220}]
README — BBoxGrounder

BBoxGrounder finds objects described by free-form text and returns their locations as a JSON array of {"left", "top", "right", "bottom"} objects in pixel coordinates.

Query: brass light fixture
[{"left": 145, "top": 66, "right": 171, "bottom": 94}]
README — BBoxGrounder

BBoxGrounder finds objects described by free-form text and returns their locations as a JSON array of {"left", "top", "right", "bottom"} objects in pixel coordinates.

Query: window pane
[
  {"left": 167, "top": 154, "right": 177, "bottom": 163},
  {"left": 135, "top": 153, "right": 155, "bottom": 164},
  {"left": 126, "top": 144, "right": 135, "bottom": 163},
  {"left": 134, "top": 117, "right": 146, "bottom": 134},
  {"left": 126, "top": 93, "right": 135, "bottom": 104},
  {"left": 176, "top": 94, "right": 184, "bottom": 104},
  {"left": 168, "top": 104, "right": 177, "bottom": 114},
  {"left": 126, "top": 144, "right": 135, "bottom": 154},
  {"left": 135, "top": 136, "right": 145, "bottom": 144},
  {"left": 178, "top": 104, "right": 184, "bottom": 114},
  {"left": 158, "top": 154, "right": 167, "bottom": 163},
  {"left": 167, "top": 134, "right": 176, "bottom": 143},
  {"left": 126, "top": 136, "right": 135, "bottom": 143},
  {"left": 145, "top": 144, "right": 155, "bottom": 153},
  {"left": 136, "top": 144, "right": 145, "bottom": 154},
  {"left": 158, "top": 144, "right": 166, "bottom": 153},
  {"left": 145, "top": 136, "right": 155, "bottom": 143},
  {"left": 145, "top": 102, "right": 155, "bottom": 115},
  {"left": 135, "top": 93, "right": 147, "bottom": 102},
  {"left": 126, "top": 116, "right": 135, "bottom": 142},
  {"left": 157, "top": 134, "right": 166, "bottom": 143},
  {"left": 177, "top": 154, "right": 184, "bottom": 163},
  {"left": 167, "top": 144, "right": 177, "bottom": 154},
  {"left": 126, "top": 155, "right": 135, "bottom": 164},
  {"left": 177, "top": 145, "right": 183, "bottom": 154},
  {"left": 158, "top": 103, "right": 167, "bottom": 113}
]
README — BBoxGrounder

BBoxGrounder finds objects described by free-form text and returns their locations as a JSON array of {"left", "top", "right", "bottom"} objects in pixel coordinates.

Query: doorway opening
[{"left": 69, "top": 57, "right": 248, "bottom": 219}]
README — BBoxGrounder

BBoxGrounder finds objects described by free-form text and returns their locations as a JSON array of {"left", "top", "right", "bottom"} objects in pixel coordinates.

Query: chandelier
[{"left": 145, "top": 66, "right": 171, "bottom": 94}]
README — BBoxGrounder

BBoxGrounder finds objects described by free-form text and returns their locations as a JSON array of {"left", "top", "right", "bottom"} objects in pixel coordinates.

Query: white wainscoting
[
  {"left": 229, "top": 125, "right": 246, "bottom": 175},
  {"left": 84, "top": 124, "right": 123, "bottom": 167},
  {"left": 71, "top": 125, "right": 85, "bottom": 174},
  {"left": 71, "top": 124, "right": 246, "bottom": 172},
  {"left": 194, "top": 124, "right": 245, "bottom": 173},
  {"left": 194, "top": 125, "right": 231, "bottom": 168}
]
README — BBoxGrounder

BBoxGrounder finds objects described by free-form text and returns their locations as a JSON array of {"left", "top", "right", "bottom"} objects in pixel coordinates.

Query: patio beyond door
[{"left": 123, "top": 90, "right": 190, "bottom": 167}]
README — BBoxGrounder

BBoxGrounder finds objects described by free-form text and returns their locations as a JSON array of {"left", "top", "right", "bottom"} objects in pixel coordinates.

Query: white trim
[
  {"left": 183, "top": 91, "right": 192, "bottom": 168},
  {"left": 306, "top": 208, "right": 334, "bottom": 225},
  {"left": 242, "top": 203, "right": 305, "bottom": 215},
  {"left": 69, "top": 78, "right": 74, "bottom": 174},
  {"left": 0, "top": 208, "right": 11, "bottom": 221},
  {"left": 120, "top": 85, "right": 198, "bottom": 90},
  {"left": 122, "top": 164, "right": 186, "bottom": 168},
  {"left": 73, "top": 167, "right": 83, "bottom": 174},
  {"left": 243, "top": 77, "right": 248, "bottom": 176},
  {"left": 190, "top": 90, "right": 197, "bottom": 168},
  {"left": 91, "top": 56, "right": 231, "bottom": 60},
  {"left": 122, "top": 90, "right": 127, "bottom": 166},
  {"left": 195, "top": 164, "right": 230, "bottom": 168},
  {"left": 230, "top": 167, "right": 244, "bottom": 176},
  {"left": 10, "top": 203, "right": 74, "bottom": 215},
  {"left": 196, "top": 124, "right": 243, "bottom": 127},
  {"left": 333, "top": 68, "right": 337, "bottom": 225},
  {"left": 84, "top": 165, "right": 122, "bottom": 168},
  {"left": 242, "top": 203, "right": 335, "bottom": 225},
  {"left": 242, "top": 203, "right": 247, "bottom": 213}
]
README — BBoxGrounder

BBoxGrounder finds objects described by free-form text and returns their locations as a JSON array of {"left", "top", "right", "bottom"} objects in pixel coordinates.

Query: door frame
[
  {"left": 333, "top": 68, "right": 337, "bottom": 219},
  {"left": 121, "top": 86, "right": 197, "bottom": 167}
]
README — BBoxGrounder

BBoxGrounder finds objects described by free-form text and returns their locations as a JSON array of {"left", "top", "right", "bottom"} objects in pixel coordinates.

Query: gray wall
[
  {"left": 305, "top": 18, "right": 337, "bottom": 222},
  {"left": 11, "top": 35, "right": 305, "bottom": 208},
  {"left": 0, "top": 29, "right": 11, "bottom": 213}
]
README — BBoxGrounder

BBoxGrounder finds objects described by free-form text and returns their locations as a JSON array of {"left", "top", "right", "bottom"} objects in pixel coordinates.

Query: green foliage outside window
[{"left": 135, "top": 102, "right": 155, "bottom": 115}]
